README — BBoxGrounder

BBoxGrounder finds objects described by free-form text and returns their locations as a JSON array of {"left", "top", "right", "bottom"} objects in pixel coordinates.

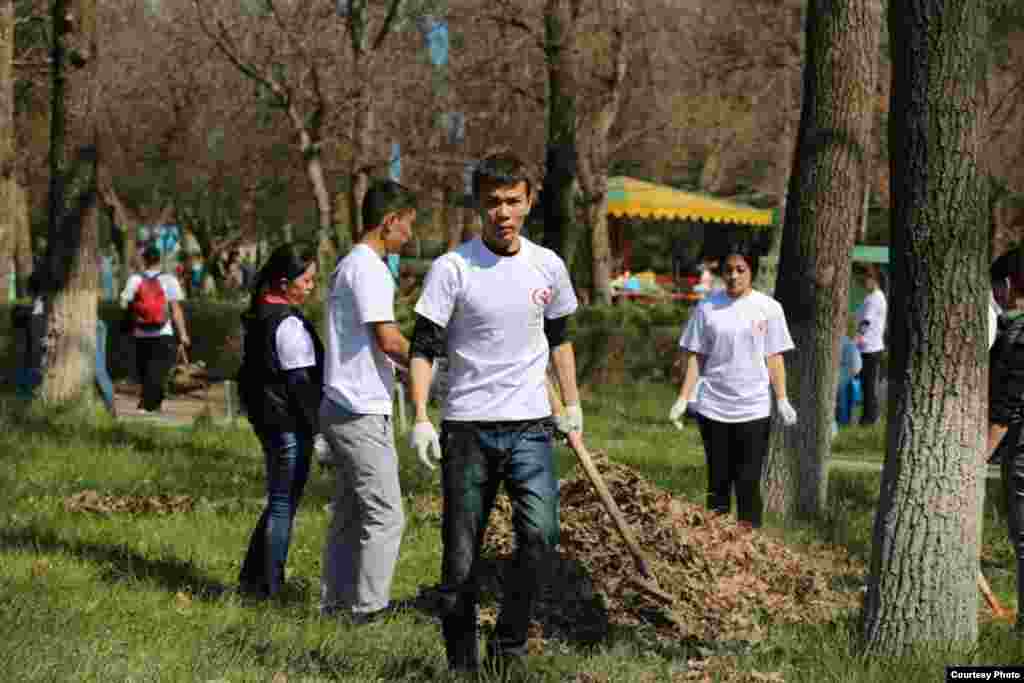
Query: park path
[{"left": 114, "top": 381, "right": 237, "bottom": 428}]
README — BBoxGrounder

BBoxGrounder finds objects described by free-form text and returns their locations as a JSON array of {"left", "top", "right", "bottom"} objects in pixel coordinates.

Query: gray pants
[{"left": 320, "top": 400, "right": 406, "bottom": 615}]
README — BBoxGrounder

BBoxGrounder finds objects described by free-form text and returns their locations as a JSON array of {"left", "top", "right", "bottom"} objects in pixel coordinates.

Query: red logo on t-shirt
[
  {"left": 531, "top": 287, "right": 553, "bottom": 307},
  {"left": 753, "top": 320, "right": 767, "bottom": 336}
]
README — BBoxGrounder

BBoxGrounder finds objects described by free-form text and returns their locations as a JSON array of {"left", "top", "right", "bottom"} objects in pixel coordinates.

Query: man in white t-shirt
[
  {"left": 119, "top": 245, "right": 190, "bottom": 412},
  {"left": 854, "top": 264, "right": 887, "bottom": 425},
  {"left": 319, "top": 180, "right": 417, "bottom": 622},
  {"left": 408, "top": 153, "right": 581, "bottom": 673}
]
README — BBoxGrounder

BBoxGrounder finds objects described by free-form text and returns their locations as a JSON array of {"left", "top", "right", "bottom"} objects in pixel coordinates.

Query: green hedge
[{"left": 0, "top": 299, "right": 695, "bottom": 386}]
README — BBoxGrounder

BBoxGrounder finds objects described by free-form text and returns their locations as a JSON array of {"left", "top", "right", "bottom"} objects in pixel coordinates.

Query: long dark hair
[{"left": 246, "top": 243, "right": 316, "bottom": 314}]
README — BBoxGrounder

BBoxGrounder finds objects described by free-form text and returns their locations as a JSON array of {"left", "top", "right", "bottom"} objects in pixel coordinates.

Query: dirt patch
[{"left": 114, "top": 380, "right": 236, "bottom": 425}]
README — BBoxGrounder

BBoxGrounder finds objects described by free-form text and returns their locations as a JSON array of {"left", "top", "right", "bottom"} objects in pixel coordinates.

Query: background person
[
  {"left": 407, "top": 153, "right": 581, "bottom": 673},
  {"left": 319, "top": 180, "right": 417, "bottom": 622},
  {"left": 986, "top": 249, "right": 1024, "bottom": 631},
  {"left": 236, "top": 244, "right": 322, "bottom": 599},
  {"left": 834, "top": 333, "right": 863, "bottom": 432},
  {"left": 119, "top": 245, "right": 190, "bottom": 413},
  {"left": 669, "top": 242, "right": 796, "bottom": 528},
  {"left": 854, "top": 264, "right": 887, "bottom": 426}
]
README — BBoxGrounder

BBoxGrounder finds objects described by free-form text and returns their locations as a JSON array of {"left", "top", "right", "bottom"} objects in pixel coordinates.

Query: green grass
[{"left": 0, "top": 383, "right": 1021, "bottom": 682}]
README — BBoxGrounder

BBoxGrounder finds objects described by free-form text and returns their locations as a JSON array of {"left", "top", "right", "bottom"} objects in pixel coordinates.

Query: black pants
[
  {"left": 697, "top": 415, "right": 771, "bottom": 528},
  {"left": 134, "top": 336, "right": 176, "bottom": 411},
  {"left": 860, "top": 351, "right": 882, "bottom": 425},
  {"left": 996, "top": 424, "right": 1024, "bottom": 626}
]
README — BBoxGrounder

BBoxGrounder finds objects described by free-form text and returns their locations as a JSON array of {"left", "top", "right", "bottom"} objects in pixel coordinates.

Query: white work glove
[
  {"left": 410, "top": 421, "right": 442, "bottom": 471},
  {"left": 555, "top": 403, "right": 584, "bottom": 435},
  {"left": 669, "top": 397, "right": 688, "bottom": 430},
  {"left": 313, "top": 433, "right": 334, "bottom": 466},
  {"left": 777, "top": 398, "right": 798, "bottom": 426}
]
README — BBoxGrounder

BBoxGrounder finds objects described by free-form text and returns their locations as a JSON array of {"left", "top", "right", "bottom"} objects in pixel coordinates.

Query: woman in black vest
[
  {"left": 238, "top": 244, "right": 323, "bottom": 599},
  {"left": 988, "top": 249, "right": 1024, "bottom": 631}
]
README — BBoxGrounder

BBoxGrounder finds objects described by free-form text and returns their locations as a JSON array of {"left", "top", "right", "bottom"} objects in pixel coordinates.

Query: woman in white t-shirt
[
  {"left": 854, "top": 264, "right": 887, "bottom": 426},
  {"left": 669, "top": 244, "right": 796, "bottom": 528}
]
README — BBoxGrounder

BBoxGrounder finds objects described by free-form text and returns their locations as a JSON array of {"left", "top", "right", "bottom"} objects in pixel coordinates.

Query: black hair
[
  {"left": 26, "top": 270, "right": 42, "bottom": 296},
  {"left": 472, "top": 153, "right": 534, "bottom": 200},
  {"left": 992, "top": 247, "right": 1022, "bottom": 284},
  {"left": 247, "top": 243, "right": 316, "bottom": 313},
  {"left": 362, "top": 180, "right": 418, "bottom": 231},
  {"left": 717, "top": 241, "right": 761, "bottom": 281},
  {"left": 142, "top": 245, "right": 161, "bottom": 266}
]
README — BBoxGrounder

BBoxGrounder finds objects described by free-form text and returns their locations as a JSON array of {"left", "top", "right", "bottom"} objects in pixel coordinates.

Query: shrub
[{"left": 0, "top": 298, "right": 697, "bottom": 387}]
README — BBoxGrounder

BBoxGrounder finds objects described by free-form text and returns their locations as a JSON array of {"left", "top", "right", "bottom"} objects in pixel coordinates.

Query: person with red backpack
[{"left": 119, "top": 245, "right": 190, "bottom": 413}]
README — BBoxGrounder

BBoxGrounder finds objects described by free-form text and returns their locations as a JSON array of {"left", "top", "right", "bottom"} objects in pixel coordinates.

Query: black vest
[
  {"left": 991, "top": 312, "right": 1024, "bottom": 426},
  {"left": 238, "top": 302, "right": 324, "bottom": 434}
]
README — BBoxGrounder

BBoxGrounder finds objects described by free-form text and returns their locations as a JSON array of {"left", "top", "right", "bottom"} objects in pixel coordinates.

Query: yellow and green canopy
[{"left": 607, "top": 176, "right": 775, "bottom": 226}]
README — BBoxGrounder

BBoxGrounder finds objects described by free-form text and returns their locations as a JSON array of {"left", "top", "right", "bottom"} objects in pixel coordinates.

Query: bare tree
[
  {"left": 192, "top": 0, "right": 340, "bottom": 255},
  {"left": 762, "top": 0, "right": 882, "bottom": 520},
  {"left": 860, "top": 0, "right": 989, "bottom": 653},
  {"left": 576, "top": 0, "right": 629, "bottom": 305}
]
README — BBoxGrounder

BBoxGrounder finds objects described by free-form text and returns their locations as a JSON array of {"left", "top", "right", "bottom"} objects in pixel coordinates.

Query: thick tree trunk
[
  {"left": 541, "top": 0, "right": 580, "bottom": 268},
  {"left": 12, "top": 181, "right": 32, "bottom": 292},
  {"left": 41, "top": 0, "right": 101, "bottom": 404},
  {"left": 860, "top": 0, "right": 988, "bottom": 653},
  {"left": 763, "top": 0, "right": 881, "bottom": 521},
  {"left": 588, "top": 191, "right": 612, "bottom": 305},
  {"left": 0, "top": 0, "right": 13, "bottom": 299}
]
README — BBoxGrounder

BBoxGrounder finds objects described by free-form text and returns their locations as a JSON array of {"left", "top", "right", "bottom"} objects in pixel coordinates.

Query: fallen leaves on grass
[
  {"left": 482, "top": 453, "right": 864, "bottom": 646},
  {"left": 64, "top": 490, "right": 194, "bottom": 515}
]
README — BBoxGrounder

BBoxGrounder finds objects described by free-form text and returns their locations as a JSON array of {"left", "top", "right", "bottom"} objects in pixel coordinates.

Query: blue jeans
[
  {"left": 437, "top": 419, "right": 559, "bottom": 671},
  {"left": 239, "top": 430, "right": 312, "bottom": 597},
  {"left": 95, "top": 320, "right": 115, "bottom": 414}
]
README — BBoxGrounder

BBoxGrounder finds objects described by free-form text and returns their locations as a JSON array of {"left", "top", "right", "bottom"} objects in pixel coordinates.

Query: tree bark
[
  {"left": 40, "top": 0, "right": 101, "bottom": 404},
  {"left": 860, "top": 0, "right": 988, "bottom": 653},
  {"left": 12, "top": 181, "right": 32, "bottom": 292},
  {"left": 0, "top": 0, "right": 13, "bottom": 299},
  {"left": 541, "top": 0, "right": 580, "bottom": 269},
  {"left": 763, "top": 0, "right": 882, "bottom": 521},
  {"left": 288, "top": 107, "right": 333, "bottom": 257}
]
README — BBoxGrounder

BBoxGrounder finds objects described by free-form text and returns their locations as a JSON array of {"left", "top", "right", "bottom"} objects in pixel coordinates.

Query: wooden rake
[{"left": 547, "top": 380, "right": 676, "bottom": 605}]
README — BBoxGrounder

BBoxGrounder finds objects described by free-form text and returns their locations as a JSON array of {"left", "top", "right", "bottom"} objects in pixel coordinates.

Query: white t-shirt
[
  {"left": 415, "top": 236, "right": 578, "bottom": 422},
  {"left": 679, "top": 289, "right": 795, "bottom": 423},
  {"left": 856, "top": 289, "right": 887, "bottom": 353},
  {"left": 989, "top": 293, "right": 1002, "bottom": 350},
  {"left": 323, "top": 244, "right": 397, "bottom": 415},
  {"left": 276, "top": 317, "right": 316, "bottom": 370},
  {"left": 119, "top": 270, "right": 184, "bottom": 338}
]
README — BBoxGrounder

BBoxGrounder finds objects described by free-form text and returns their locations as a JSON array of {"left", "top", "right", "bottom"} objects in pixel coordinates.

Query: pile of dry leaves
[
  {"left": 480, "top": 454, "right": 864, "bottom": 646},
  {"left": 64, "top": 490, "right": 194, "bottom": 516}
]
